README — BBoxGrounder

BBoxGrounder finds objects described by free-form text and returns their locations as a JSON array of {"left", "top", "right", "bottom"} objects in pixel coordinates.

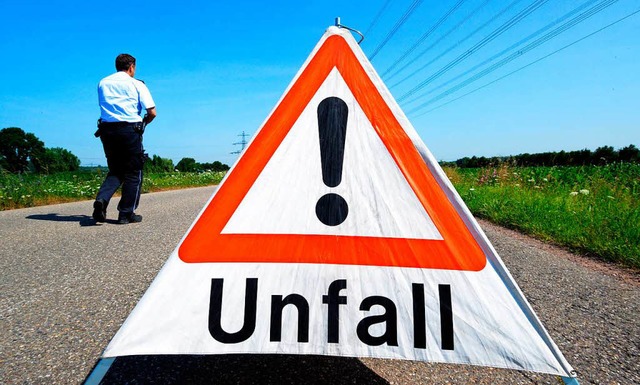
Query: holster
[
  {"left": 94, "top": 119, "right": 102, "bottom": 138},
  {"left": 133, "top": 121, "right": 146, "bottom": 135}
]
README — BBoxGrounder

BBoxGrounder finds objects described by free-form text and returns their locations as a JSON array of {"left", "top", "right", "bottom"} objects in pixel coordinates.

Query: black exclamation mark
[{"left": 315, "top": 97, "right": 349, "bottom": 226}]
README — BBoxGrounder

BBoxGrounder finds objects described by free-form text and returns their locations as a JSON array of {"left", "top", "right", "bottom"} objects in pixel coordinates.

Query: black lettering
[
  {"left": 412, "top": 283, "right": 426, "bottom": 349},
  {"left": 322, "top": 279, "right": 347, "bottom": 343},
  {"left": 357, "top": 296, "right": 398, "bottom": 346},
  {"left": 270, "top": 294, "right": 310, "bottom": 342},
  {"left": 208, "top": 278, "right": 257, "bottom": 343},
  {"left": 439, "top": 284, "right": 454, "bottom": 350}
]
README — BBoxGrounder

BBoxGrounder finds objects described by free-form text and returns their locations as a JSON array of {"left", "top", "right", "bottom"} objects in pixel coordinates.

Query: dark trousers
[{"left": 95, "top": 123, "right": 144, "bottom": 217}]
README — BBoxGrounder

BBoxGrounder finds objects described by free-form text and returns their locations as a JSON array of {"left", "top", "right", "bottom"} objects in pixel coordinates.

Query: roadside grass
[
  {"left": 0, "top": 170, "right": 225, "bottom": 211},
  {"left": 444, "top": 163, "right": 640, "bottom": 268}
]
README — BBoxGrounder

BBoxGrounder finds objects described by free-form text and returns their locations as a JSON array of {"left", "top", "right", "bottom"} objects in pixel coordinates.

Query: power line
[
  {"left": 395, "top": 0, "right": 546, "bottom": 98},
  {"left": 381, "top": 0, "right": 468, "bottom": 78},
  {"left": 407, "top": 0, "right": 620, "bottom": 112},
  {"left": 368, "top": 0, "right": 425, "bottom": 60},
  {"left": 385, "top": 0, "right": 492, "bottom": 82},
  {"left": 390, "top": 0, "right": 526, "bottom": 89},
  {"left": 363, "top": 0, "right": 392, "bottom": 37},
  {"left": 411, "top": 0, "right": 601, "bottom": 102},
  {"left": 411, "top": 8, "right": 640, "bottom": 117},
  {"left": 398, "top": 0, "right": 550, "bottom": 102}
]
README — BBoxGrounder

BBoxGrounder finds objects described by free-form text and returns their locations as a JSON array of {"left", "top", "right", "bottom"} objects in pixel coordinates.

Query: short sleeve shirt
[{"left": 98, "top": 72, "right": 155, "bottom": 123}]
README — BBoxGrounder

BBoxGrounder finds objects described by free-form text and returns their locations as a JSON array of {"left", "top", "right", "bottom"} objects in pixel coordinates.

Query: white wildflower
[
  {"left": 569, "top": 191, "right": 579, "bottom": 196},
  {"left": 579, "top": 189, "right": 589, "bottom": 195}
]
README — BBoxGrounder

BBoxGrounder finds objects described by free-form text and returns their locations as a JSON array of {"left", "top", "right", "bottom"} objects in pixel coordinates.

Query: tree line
[
  {"left": 444, "top": 144, "right": 639, "bottom": 168},
  {"left": 0, "top": 127, "right": 80, "bottom": 174},
  {"left": 5, "top": 126, "right": 634, "bottom": 174},
  {"left": 144, "top": 155, "right": 230, "bottom": 173},
  {"left": 1, "top": 127, "right": 229, "bottom": 174}
]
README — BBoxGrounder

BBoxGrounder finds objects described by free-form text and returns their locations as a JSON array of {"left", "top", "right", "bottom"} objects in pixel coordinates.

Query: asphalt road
[{"left": 1, "top": 186, "right": 638, "bottom": 384}]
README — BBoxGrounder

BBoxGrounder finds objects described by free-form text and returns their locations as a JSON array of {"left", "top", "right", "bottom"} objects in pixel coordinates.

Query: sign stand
[
  {"left": 562, "top": 376, "right": 581, "bottom": 384},
  {"left": 83, "top": 358, "right": 115, "bottom": 385}
]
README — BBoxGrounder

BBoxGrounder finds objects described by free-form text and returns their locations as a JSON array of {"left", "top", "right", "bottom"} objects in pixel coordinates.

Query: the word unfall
[{"left": 208, "top": 278, "right": 455, "bottom": 350}]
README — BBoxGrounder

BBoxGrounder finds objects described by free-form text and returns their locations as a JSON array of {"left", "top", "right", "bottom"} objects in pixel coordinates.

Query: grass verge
[
  {"left": 0, "top": 170, "right": 225, "bottom": 210},
  {"left": 444, "top": 163, "right": 639, "bottom": 268}
]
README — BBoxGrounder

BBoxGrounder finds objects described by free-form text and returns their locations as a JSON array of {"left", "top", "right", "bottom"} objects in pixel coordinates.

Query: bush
[
  {"left": 176, "top": 157, "right": 197, "bottom": 172},
  {"left": 175, "top": 158, "right": 230, "bottom": 172},
  {"left": 0, "top": 127, "right": 45, "bottom": 173},
  {"left": 40, "top": 147, "right": 80, "bottom": 174},
  {"left": 144, "top": 155, "right": 175, "bottom": 173},
  {"left": 0, "top": 127, "right": 81, "bottom": 174}
]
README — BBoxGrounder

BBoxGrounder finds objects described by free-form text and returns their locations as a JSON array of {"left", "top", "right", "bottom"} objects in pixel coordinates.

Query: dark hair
[{"left": 115, "top": 54, "right": 136, "bottom": 72}]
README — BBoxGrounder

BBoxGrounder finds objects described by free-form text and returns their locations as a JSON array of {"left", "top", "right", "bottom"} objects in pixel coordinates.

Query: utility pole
[{"left": 231, "top": 131, "right": 250, "bottom": 155}]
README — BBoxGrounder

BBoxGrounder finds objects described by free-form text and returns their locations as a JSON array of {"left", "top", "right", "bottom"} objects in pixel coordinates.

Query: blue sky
[{"left": 1, "top": 0, "right": 638, "bottom": 166}]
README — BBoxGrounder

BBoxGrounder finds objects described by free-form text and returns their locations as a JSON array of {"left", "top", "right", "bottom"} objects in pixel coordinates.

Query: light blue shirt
[{"left": 98, "top": 71, "right": 155, "bottom": 123}]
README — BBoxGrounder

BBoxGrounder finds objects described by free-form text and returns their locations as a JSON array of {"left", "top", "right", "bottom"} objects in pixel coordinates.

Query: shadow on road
[
  {"left": 98, "top": 354, "right": 389, "bottom": 384},
  {"left": 25, "top": 213, "right": 115, "bottom": 226}
]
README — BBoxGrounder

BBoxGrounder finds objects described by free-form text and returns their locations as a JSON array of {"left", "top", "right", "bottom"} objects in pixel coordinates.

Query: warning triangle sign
[
  {"left": 98, "top": 26, "right": 577, "bottom": 382},
  {"left": 178, "top": 29, "right": 486, "bottom": 271}
]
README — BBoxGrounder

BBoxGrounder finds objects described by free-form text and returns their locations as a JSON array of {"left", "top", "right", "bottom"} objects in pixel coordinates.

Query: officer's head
[{"left": 115, "top": 54, "right": 136, "bottom": 73}]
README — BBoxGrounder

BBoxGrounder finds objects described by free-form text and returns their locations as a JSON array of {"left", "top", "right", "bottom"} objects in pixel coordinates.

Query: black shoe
[
  {"left": 117, "top": 213, "right": 143, "bottom": 224},
  {"left": 92, "top": 199, "right": 107, "bottom": 222}
]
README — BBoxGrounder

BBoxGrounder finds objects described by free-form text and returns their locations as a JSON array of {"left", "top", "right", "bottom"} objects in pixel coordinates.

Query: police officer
[{"left": 92, "top": 53, "right": 156, "bottom": 224}]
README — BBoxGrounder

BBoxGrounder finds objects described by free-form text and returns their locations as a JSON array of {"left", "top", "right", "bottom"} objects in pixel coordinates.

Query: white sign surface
[{"left": 102, "top": 27, "right": 576, "bottom": 380}]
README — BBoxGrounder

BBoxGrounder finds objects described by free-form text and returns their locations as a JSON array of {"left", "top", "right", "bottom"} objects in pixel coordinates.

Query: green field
[
  {"left": 444, "top": 163, "right": 639, "bottom": 268},
  {"left": 2, "top": 164, "right": 638, "bottom": 268},
  {"left": 0, "top": 169, "right": 225, "bottom": 210}
]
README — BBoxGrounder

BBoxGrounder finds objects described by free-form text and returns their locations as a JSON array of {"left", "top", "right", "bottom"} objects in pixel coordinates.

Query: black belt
[
  {"left": 99, "top": 121, "right": 140, "bottom": 128},
  {"left": 95, "top": 120, "right": 143, "bottom": 137}
]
